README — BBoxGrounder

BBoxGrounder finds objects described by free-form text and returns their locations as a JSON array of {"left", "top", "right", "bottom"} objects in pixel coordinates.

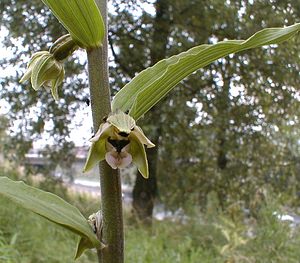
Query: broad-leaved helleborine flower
[
  {"left": 20, "top": 51, "right": 64, "bottom": 100},
  {"left": 83, "top": 111, "right": 155, "bottom": 178}
]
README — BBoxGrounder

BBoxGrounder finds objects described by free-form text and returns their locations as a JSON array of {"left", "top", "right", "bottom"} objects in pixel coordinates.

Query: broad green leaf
[
  {"left": 75, "top": 236, "right": 100, "bottom": 259},
  {"left": 0, "top": 177, "right": 101, "bottom": 258},
  {"left": 112, "top": 23, "right": 300, "bottom": 120},
  {"left": 41, "top": 0, "right": 105, "bottom": 48}
]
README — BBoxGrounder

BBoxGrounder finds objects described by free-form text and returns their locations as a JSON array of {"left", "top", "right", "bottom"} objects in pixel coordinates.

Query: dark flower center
[
  {"left": 108, "top": 138, "right": 130, "bottom": 153},
  {"left": 118, "top": 131, "right": 129, "bottom": 137}
]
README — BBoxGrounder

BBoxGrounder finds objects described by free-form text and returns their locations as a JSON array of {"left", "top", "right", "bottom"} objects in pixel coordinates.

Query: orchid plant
[{"left": 0, "top": 0, "right": 299, "bottom": 262}]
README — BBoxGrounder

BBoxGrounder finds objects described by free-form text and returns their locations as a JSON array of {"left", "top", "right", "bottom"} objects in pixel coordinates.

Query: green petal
[
  {"left": 20, "top": 67, "right": 33, "bottom": 83},
  {"left": 83, "top": 139, "right": 106, "bottom": 172},
  {"left": 91, "top": 122, "right": 114, "bottom": 142},
  {"left": 50, "top": 67, "right": 65, "bottom": 100},
  {"left": 20, "top": 51, "right": 49, "bottom": 83},
  {"left": 40, "top": 59, "right": 63, "bottom": 87},
  {"left": 131, "top": 126, "right": 155, "bottom": 148},
  {"left": 31, "top": 54, "right": 53, "bottom": 90},
  {"left": 130, "top": 134, "right": 149, "bottom": 179}
]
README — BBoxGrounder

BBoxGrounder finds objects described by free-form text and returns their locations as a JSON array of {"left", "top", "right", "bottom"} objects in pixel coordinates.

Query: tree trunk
[
  {"left": 132, "top": 0, "right": 170, "bottom": 223},
  {"left": 215, "top": 60, "right": 231, "bottom": 171}
]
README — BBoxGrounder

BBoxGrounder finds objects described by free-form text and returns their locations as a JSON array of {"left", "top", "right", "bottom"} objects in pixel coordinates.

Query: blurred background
[{"left": 0, "top": 0, "right": 300, "bottom": 262}]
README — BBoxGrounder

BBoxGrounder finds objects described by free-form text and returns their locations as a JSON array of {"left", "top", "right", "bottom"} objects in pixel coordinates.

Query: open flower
[
  {"left": 20, "top": 51, "right": 64, "bottom": 100},
  {"left": 83, "top": 111, "right": 155, "bottom": 178}
]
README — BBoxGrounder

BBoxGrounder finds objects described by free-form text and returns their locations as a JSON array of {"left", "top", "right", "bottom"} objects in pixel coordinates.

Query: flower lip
[{"left": 105, "top": 150, "right": 132, "bottom": 169}]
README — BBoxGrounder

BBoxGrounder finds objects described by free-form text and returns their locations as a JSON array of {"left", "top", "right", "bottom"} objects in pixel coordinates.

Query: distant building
[{"left": 25, "top": 147, "right": 98, "bottom": 180}]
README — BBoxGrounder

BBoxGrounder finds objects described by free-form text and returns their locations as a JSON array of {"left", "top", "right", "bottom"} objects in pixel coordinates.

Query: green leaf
[
  {"left": 75, "top": 237, "right": 96, "bottom": 259},
  {"left": 41, "top": 0, "right": 105, "bottom": 48},
  {"left": 112, "top": 23, "right": 300, "bottom": 120},
  {"left": 0, "top": 177, "right": 101, "bottom": 257}
]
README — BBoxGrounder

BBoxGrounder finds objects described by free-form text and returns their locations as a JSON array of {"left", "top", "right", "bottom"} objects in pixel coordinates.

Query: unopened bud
[{"left": 49, "top": 34, "right": 78, "bottom": 61}]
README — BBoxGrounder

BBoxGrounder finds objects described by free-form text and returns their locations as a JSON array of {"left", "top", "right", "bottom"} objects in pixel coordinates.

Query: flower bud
[
  {"left": 20, "top": 51, "right": 64, "bottom": 100},
  {"left": 49, "top": 34, "right": 78, "bottom": 61}
]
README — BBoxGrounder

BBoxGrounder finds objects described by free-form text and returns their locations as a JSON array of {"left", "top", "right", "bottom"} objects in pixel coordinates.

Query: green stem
[{"left": 86, "top": 0, "right": 124, "bottom": 262}]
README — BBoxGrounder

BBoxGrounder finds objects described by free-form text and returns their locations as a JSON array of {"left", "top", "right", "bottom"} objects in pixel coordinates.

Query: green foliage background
[
  {"left": 2, "top": 168, "right": 300, "bottom": 262},
  {"left": 0, "top": 0, "right": 299, "bottom": 218}
]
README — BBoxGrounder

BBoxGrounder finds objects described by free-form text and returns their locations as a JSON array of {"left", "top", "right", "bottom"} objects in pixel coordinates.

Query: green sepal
[
  {"left": 83, "top": 123, "right": 115, "bottom": 172},
  {"left": 21, "top": 51, "right": 65, "bottom": 100},
  {"left": 31, "top": 54, "right": 64, "bottom": 99},
  {"left": 83, "top": 139, "right": 106, "bottom": 172},
  {"left": 75, "top": 236, "right": 105, "bottom": 259},
  {"left": 20, "top": 51, "right": 49, "bottom": 84},
  {"left": 131, "top": 126, "right": 155, "bottom": 148},
  {"left": 130, "top": 133, "right": 149, "bottom": 179},
  {"left": 75, "top": 237, "right": 93, "bottom": 259},
  {"left": 50, "top": 66, "right": 65, "bottom": 101},
  {"left": 107, "top": 111, "right": 136, "bottom": 134}
]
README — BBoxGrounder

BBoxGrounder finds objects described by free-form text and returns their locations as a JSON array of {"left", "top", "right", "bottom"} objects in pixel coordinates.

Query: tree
[
  {"left": 0, "top": 0, "right": 86, "bottom": 171},
  {"left": 109, "top": 0, "right": 300, "bottom": 211},
  {"left": 155, "top": 0, "right": 300, "bottom": 209},
  {"left": 1, "top": 0, "right": 300, "bottom": 220}
]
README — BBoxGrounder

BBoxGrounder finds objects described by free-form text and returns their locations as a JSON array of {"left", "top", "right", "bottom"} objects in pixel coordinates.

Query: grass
[
  {"left": 125, "top": 223, "right": 217, "bottom": 263},
  {"left": 1, "top": 167, "right": 300, "bottom": 262},
  {"left": 0, "top": 200, "right": 97, "bottom": 263}
]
